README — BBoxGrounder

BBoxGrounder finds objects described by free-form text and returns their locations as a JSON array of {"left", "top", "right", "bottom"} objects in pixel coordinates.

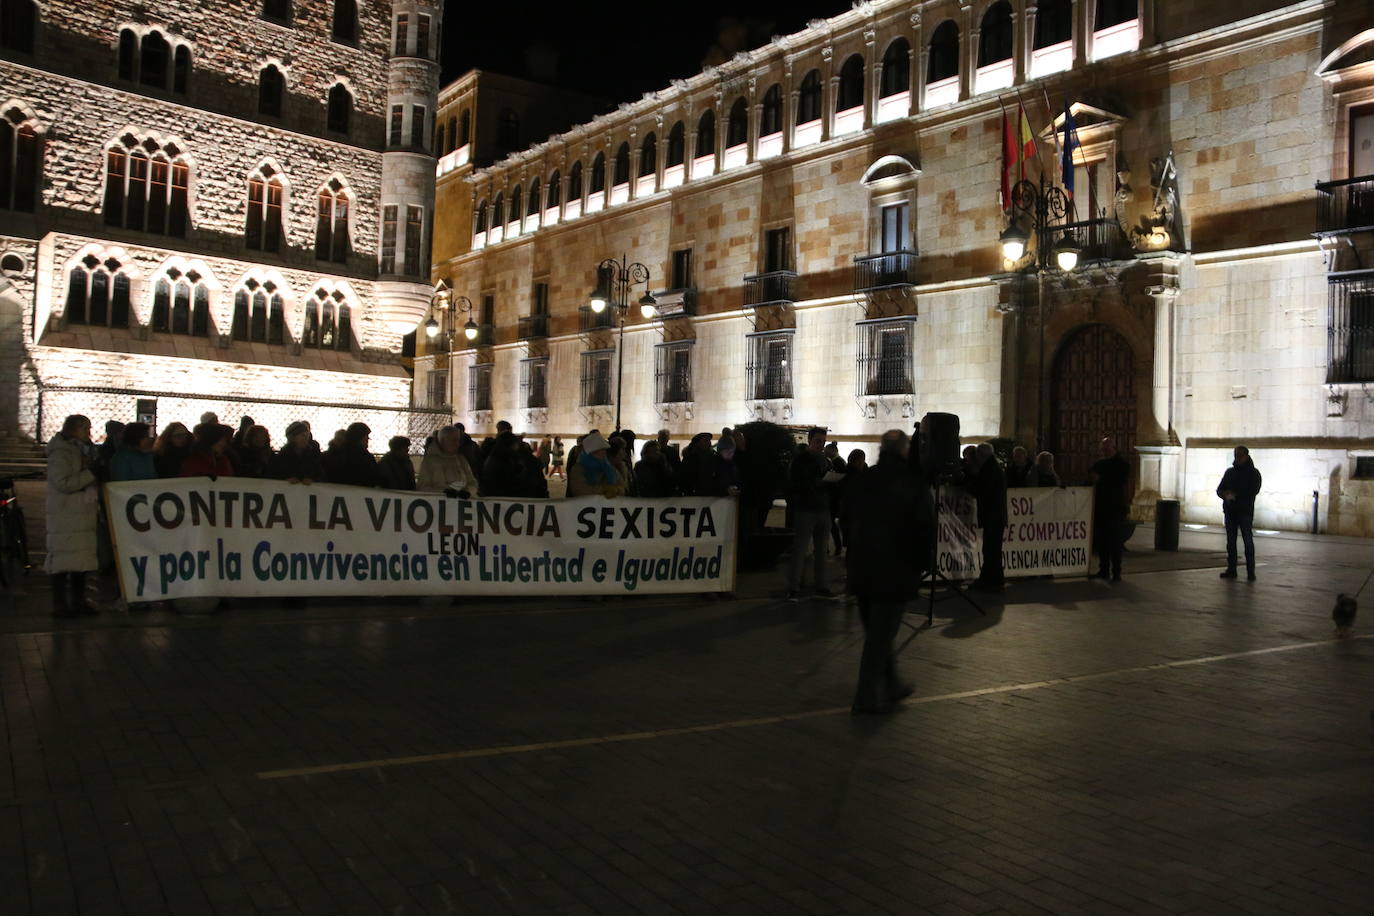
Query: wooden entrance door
[{"left": 1051, "top": 323, "right": 1136, "bottom": 486}]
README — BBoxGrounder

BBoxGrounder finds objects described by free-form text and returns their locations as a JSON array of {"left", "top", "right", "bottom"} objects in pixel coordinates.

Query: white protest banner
[
  {"left": 936, "top": 486, "right": 1092, "bottom": 579},
  {"left": 105, "top": 479, "right": 737, "bottom": 600}
]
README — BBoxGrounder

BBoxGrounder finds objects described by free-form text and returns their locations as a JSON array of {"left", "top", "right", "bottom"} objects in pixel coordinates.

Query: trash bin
[{"left": 1154, "top": 499, "right": 1180, "bottom": 551}]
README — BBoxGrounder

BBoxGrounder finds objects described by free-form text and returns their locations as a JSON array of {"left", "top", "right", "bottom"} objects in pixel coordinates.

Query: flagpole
[{"left": 1013, "top": 87, "right": 1048, "bottom": 179}]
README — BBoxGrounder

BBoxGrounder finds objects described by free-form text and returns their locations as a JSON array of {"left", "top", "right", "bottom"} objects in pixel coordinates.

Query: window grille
[
  {"left": 520, "top": 358, "right": 549, "bottom": 408},
  {"left": 580, "top": 350, "right": 614, "bottom": 407},
  {"left": 746, "top": 331, "right": 793, "bottom": 400},
  {"left": 1328, "top": 270, "right": 1374, "bottom": 384},
  {"left": 856, "top": 317, "right": 916, "bottom": 396},
  {"left": 655, "top": 342, "right": 693, "bottom": 404},
  {"left": 426, "top": 369, "right": 449, "bottom": 408},
  {"left": 468, "top": 363, "right": 494, "bottom": 412}
]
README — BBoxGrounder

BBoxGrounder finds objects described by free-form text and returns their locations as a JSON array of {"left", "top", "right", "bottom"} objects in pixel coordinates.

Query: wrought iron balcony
[
  {"left": 651, "top": 287, "right": 697, "bottom": 318},
  {"left": 517, "top": 314, "right": 549, "bottom": 340},
  {"left": 1316, "top": 175, "right": 1374, "bottom": 236},
  {"left": 1046, "top": 217, "right": 1131, "bottom": 264},
  {"left": 1326, "top": 269, "right": 1374, "bottom": 384},
  {"left": 854, "top": 250, "right": 918, "bottom": 292},
  {"left": 743, "top": 270, "right": 798, "bottom": 308},
  {"left": 578, "top": 305, "right": 614, "bottom": 332}
]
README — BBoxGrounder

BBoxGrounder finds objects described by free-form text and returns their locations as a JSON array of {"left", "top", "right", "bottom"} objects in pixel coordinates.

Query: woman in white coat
[{"left": 46, "top": 414, "right": 101, "bottom": 616}]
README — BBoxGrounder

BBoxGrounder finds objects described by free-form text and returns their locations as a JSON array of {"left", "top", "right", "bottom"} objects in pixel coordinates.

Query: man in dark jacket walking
[
  {"left": 970, "top": 443, "right": 1008, "bottom": 590},
  {"left": 847, "top": 429, "right": 935, "bottom": 713},
  {"left": 1217, "top": 445, "right": 1262, "bottom": 580},
  {"left": 785, "top": 427, "right": 835, "bottom": 599}
]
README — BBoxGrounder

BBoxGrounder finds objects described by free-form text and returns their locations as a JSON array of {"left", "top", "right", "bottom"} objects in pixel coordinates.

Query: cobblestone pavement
[{"left": 2, "top": 516, "right": 1373, "bottom": 914}]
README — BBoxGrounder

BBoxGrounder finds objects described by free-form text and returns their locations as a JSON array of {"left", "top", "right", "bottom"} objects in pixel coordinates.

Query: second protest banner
[
  {"left": 106, "top": 479, "right": 737, "bottom": 600},
  {"left": 936, "top": 486, "right": 1093, "bottom": 579}
]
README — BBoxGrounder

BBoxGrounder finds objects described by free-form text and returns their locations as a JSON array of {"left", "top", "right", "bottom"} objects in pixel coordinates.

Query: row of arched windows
[
  {"left": 472, "top": 1, "right": 1138, "bottom": 242},
  {"left": 63, "top": 254, "right": 355, "bottom": 351}
]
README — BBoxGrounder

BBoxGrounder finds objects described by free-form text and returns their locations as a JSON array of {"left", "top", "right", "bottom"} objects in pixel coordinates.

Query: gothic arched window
[
  {"left": 327, "top": 84, "right": 352, "bottom": 134},
  {"left": 881, "top": 39, "right": 910, "bottom": 97},
  {"left": 103, "top": 138, "right": 190, "bottom": 237},
  {"left": 245, "top": 164, "right": 284, "bottom": 253},
  {"left": 0, "top": 0, "right": 37, "bottom": 53},
  {"left": 305, "top": 287, "right": 352, "bottom": 350},
  {"left": 726, "top": 98, "right": 747, "bottom": 148},
  {"left": 837, "top": 54, "right": 865, "bottom": 112},
  {"left": 151, "top": 267, "right": 210, "bottom": 337},
  {"left": 231, "top": 278, "right": 285, "bottom": 345},
  {"left": 316, "top": 177, "right": 350, "bottom": 263},
  {"left": 65, "top": 255, "right": 131, "bottom": 328},
  {"left": 0, "top": 107, "right": 40, "bottom": 212},
  {"left": 331, "top": 0, "right": 357, "bottom": 43},
  {"left": 259, "top": 65, "right": 284, "bottom": 117}
]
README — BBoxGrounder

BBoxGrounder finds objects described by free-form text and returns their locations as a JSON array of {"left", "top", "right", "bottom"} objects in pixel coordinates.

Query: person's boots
[
  {"left": 69, "top": 571, "right": 99, "bottom": 615},
  {"left": 50, "top": 573, "right": 74, "bottom": 617}
]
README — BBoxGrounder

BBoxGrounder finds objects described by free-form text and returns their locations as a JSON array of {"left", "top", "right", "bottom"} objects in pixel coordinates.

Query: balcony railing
[
  {"left": 743, "top": 270, "right": 798, "bottom": 308},
  {"left": 651, "top": 287, "right": 697, "bottom": 318},
  {"left": 1048, "top": 217, "right": 1132, "bottom": 263},
  {"left": 518, "top": 314, "right": 549, "bottom": 340},
  {"left": 578, "top": 305, "right": 614, "bottom": 332},
  {"left": 1327, "top": 269, "right": 1374, "bottom": 384},
  {"left": 854, "top": 250, "right": 918, "bottom": 292},
  {"left": 1316, "top": 175, "right": 1374, "bottom": 236}
]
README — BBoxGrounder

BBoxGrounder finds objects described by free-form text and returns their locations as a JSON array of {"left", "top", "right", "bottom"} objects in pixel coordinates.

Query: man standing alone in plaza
[
  {"left": 847, "top": 429, "right": 933, "bottom": 713},
  {"left": 1216, "top": 446, "right": 1262, "bottom": 580},
  {"left": 786, "top": 427, "right": 836, "bottom": 600},
  {"left": 970, "top": 443, "right": 1008, "bottom": 591},
  {"left": 1089, "top": 437, "right": 1132, "bottom": 581}
]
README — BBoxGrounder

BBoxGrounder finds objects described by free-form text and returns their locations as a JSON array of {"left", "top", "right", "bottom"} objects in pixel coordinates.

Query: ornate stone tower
[{"left": 374, "top": 0, "right": 445, "bottom": 340}]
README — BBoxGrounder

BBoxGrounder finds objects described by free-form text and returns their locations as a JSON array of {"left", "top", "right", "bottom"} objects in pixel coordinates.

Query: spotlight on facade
[
  {"left": 1000, "top": 224, "right": 1029, "bottom": 262},
  {"left": 639, "top": 292, "right": 658, "bottom": 319},
  {"left": 463, "top": 318, "right": 479, "bottom": 341},
  {"left": 1054, "top": 236, "right": 1081, "bottom": 272},
  {"left": 424, "top": 317, "right": 439, "bottom": 338}
]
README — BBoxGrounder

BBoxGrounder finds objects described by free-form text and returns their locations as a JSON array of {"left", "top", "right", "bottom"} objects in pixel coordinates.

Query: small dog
[{"left": 1332, "top": 594, "right": 1357, "bottom": 638}]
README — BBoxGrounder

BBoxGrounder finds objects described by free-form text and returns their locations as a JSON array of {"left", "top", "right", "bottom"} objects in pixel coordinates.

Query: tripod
[{"left": 898, "top": 481, "right": 985, "bottom": 651}]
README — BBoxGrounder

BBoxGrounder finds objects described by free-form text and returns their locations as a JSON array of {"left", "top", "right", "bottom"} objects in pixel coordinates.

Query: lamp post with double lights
[
  {"left": 588, "top": 255, "right": 657, "bottom": 431},
  {"left": 999, "top": 173, "right": 1081, "bottom": 452},
  {"left": 423, "top": 287, "right": 477, "bottom": 408}
]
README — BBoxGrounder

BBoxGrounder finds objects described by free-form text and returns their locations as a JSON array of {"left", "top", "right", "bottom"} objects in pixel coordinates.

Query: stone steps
[{"left": 0, "top": 434, "right": 46, "bottom": 478}]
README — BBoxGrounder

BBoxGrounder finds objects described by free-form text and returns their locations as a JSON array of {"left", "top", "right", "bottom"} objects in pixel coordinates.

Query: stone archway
[{"left": 1051, "top": 323, "right": 1136, "bottom": 487}]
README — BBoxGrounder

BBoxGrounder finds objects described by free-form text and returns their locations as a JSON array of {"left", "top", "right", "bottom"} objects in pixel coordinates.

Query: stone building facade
[
  {"left": 423, "top": 0, "right": 1374, "bottom": 535},
  {"left": 0, "top": 0, "right": 445, "bottom": 447}
]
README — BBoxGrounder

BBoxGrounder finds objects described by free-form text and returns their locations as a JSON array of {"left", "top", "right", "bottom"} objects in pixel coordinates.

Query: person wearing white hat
[{"left": 567, "top": 431, "right": 624, "bottom": 498}]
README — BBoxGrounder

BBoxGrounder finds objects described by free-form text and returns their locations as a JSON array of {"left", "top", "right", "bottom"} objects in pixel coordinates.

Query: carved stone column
[
  {"left": 782, "top": 61, "right": 796, "bottom": 154},
  {"left": 909, "top": 9, "right": 922, "bottom": 115},
  {"left": 627, "top": 126, "right": 641, "bottom": 200},
  {"left": 960, "top": 3, "right": 975, "bottom": 101},
  {"left": 821, "top": 45, "right": 834, "bottom": 141},
  {"left": 654, "top": 116, "right": 666, "bottom": 191},
  {"left": 747, "top": 76, "right": 760, "bottom": 162},
  {"left": 1012, "top": 9, "right": 1026, "bottom": 85},
  {"left": 864, "top": 27, "right": 877, "bottom": 129},
  {"left": 1073, "top": 0, "right": 1090, "bottom": 68},
  {"left": 1134, "top": 253, "right": 1183, "bottom": 514}
]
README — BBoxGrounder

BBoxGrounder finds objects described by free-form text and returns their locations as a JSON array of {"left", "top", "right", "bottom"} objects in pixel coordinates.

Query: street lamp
[
  {"left": 424, "top": 291, "right": 478, "bottom": 343},
  {"left": 587, "top": 255, "right": 656, "bottom": 431},
  {"left": 1000, "top": 173, "right": 1082, "bottom": 451}
]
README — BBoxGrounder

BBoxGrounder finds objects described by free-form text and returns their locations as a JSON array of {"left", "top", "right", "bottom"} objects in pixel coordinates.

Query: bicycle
[{"left": 0, "top": 474, "right": 35, "bottom": 588}]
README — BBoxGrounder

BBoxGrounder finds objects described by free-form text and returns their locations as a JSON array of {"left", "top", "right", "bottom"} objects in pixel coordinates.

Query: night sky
[{"left": 441, "top": 1, "right": 851, "bottom": 102}]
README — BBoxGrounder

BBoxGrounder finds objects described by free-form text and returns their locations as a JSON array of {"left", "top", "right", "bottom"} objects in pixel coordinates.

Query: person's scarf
[{"left": 580, "top": 451, "right": 617, "bottom": 486}]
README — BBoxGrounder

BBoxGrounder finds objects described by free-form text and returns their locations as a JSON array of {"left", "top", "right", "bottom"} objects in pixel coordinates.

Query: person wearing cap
[
  {"left": 567, "top": 431, "right": 623, "bottom": 498},
  {"left": 322, "top": 422, "right": 379, "bottom": 488},
  {"left": 268, "top": 421, "right": 325, "bottom": 483}
]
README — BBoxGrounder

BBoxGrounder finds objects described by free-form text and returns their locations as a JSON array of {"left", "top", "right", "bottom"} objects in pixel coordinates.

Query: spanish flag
[{"left": 1018, "top": 104, "right": 1037, "bottom": 180}]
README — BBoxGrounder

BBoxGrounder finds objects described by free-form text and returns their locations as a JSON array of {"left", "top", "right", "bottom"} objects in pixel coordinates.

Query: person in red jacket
[{"left": 179, "top": 423, "right": 236, "bottom": 479}]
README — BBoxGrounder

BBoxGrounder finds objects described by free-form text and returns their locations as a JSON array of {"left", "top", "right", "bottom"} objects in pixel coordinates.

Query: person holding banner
[
  {"left": 268, "top": 421, "right": 324, "bottom": 484},
  {"left": 567, "top": 431, "right": 624, "bottom": 498},
  {"left": 847, "top": 429, "right": 932, "bottom": 713},
  {"left": 418, "top": 427, "right": 478, "bottom": 495},
  {"left": 46, "top": 414, "right": 101, "bottom": 617}
]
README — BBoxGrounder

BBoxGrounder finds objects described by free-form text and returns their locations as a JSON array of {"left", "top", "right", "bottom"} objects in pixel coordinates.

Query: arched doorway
[{"left": 1051, "top": 323, "right": 1136, "bottom": 486}]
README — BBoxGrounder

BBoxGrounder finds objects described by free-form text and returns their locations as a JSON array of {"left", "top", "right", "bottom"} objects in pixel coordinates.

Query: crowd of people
[{"left": 40, "top": 409, "right": 1262, "bottom": 714}]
